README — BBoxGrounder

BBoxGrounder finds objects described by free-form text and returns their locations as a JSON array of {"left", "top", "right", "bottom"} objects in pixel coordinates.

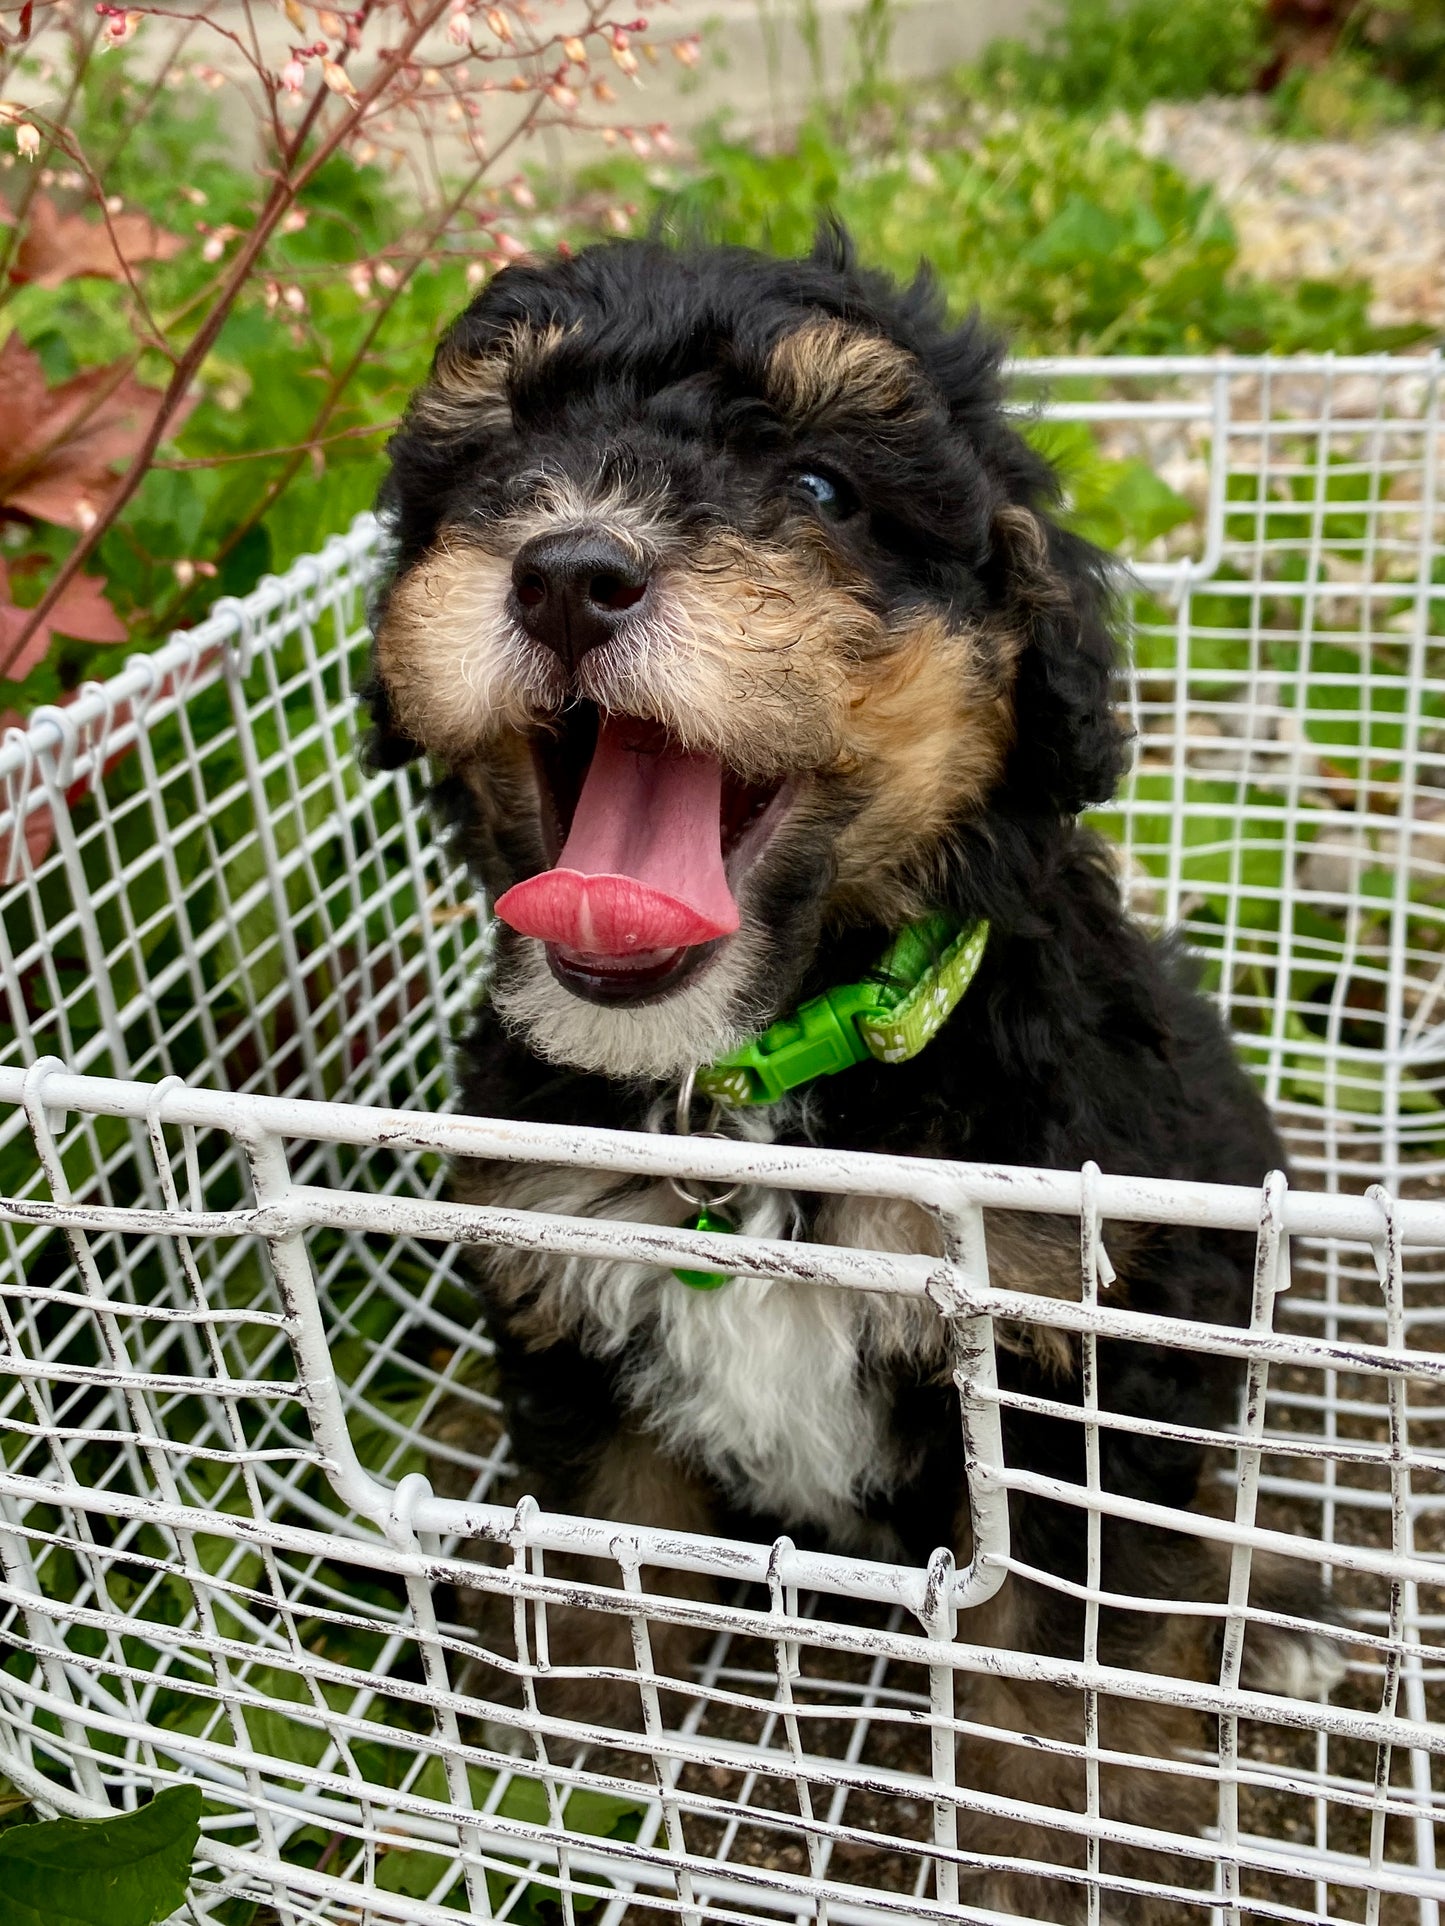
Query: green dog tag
[{"left": 674, "top": 1207, "right": 736, "bottom": 1290}]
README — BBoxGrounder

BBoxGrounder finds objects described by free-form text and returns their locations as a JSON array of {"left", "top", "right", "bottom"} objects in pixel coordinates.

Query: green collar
[
  {"left": 695, "top": 912, "right": 989, "bottom": 1108},
  {"left": 670, "top": 912, "right": 988, "bottom": 1287}
]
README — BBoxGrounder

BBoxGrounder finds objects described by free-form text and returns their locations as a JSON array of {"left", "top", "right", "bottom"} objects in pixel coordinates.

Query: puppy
[{"left": 367, "top": 233, "right": 1342, "bottom": 1921}]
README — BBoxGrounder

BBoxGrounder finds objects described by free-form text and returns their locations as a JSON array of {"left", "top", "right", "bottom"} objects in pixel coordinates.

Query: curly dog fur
[{"left": 367, "top": 232, "right": 1343, "bottom": 1921}]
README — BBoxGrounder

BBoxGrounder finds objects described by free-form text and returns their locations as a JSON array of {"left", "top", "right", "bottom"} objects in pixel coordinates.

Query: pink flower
[{"left": 95, "top": 5, "right": 141, "bottom": 48}]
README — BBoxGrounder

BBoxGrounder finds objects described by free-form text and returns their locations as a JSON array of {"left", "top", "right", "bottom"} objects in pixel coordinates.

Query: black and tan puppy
[{"left": 368, "top": 233, "right": 1341, "bottom": 1920}]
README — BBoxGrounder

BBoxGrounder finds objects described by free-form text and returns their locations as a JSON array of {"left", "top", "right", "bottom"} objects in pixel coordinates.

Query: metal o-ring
[
  {"left": 674, "top": 1065, "right": 721, "bottom": 1137},
  {"left": 670, "top": 1067, "right": 742, "bottom": 1212},
  {"left": 668, "top": 1155, "right": 742, "bottom": 1213}
]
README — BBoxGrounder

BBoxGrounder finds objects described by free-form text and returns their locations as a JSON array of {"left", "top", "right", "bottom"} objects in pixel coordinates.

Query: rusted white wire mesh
[{"left": 0, "top": 353, "right": 1442, "bottom": 1925}]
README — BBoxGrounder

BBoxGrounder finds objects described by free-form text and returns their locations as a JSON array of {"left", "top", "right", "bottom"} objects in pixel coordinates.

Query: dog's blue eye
[{"left": 795, "top": 470, "right": 851, "bottom": 519}]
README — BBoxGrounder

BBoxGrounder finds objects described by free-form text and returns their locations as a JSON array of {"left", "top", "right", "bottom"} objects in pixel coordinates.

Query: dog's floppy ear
[{"left": 992, "top": 502, "right": 1130, "bottom": 816}]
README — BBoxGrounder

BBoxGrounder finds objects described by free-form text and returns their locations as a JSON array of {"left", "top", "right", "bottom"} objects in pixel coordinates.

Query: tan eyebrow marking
[
  {"left": 412, "top": 319, "right": 575, "bottom": 435},
  {"left": 764, "top": 318, "right": 922, "bottom": 424}
]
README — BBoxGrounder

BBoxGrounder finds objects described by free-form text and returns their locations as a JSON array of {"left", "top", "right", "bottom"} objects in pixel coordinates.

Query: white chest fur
[
  {"left": 467, "top": 1151, "right": 945, "bottom": 1548},
  {"left": 638, "top": 1185, "right": 906, "bottom": 1543}
]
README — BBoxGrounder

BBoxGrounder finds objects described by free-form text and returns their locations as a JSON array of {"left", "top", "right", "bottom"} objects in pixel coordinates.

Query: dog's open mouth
[{"left": 493, "top": 705, "right": 787, "bottom": 1003}]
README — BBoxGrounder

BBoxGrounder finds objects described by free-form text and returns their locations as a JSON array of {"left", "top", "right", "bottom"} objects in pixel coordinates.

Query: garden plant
[{"left": 2, "top": 0, "right": 1443, "bottom": 1912}]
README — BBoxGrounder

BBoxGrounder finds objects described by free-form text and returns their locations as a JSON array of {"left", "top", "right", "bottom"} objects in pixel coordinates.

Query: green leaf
[
  {"left": 1026, "top": 417, "right": 1194, "bottom": 553},
  {"left": 1023, "top": 194, "right": 1123, "bottom": 269},
  {"left": 0, "top": 1779, "right": 31, "bottom": 1825},
  {"left": 372, "top": 1775, "right": 645, "bottom": 1908},
  {"left": 0, "top": 1785, "right": 202, "bottom": 1926},
  {"left": 375, "top": 1846, "right": 458, "bottom": 1900},
  {"left": 496, "top": 1773, "right": 647, "bottom": 1841}
]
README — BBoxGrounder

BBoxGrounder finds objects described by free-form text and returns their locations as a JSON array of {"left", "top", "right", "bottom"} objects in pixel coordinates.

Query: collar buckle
[
  {"left": 694, "top": 914, "right": 989, "bottom": 1108},
  {"left": 697, "top": 981, "right": 882, "bottom": 1107}
]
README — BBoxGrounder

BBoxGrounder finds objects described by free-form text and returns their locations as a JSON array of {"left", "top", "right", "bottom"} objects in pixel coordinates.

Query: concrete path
[{"left": 115, "top": 0, "right": 1038, "bottom": 154}]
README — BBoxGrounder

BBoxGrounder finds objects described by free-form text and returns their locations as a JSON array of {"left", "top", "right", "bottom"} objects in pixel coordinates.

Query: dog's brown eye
[{"left": 795, "top": 471, "right": 853, "bottom": 521}]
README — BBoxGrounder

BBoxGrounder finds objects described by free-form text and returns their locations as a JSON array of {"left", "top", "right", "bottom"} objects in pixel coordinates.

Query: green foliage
[
  {"left": 373, "top": 1773, "right": 646, "bottom": 1910},
  {"left": 0, "top": 1785, "right": 201, "bottom": 1926},
  {"left": 972, "top": 0, "right": 1267, "bottom": 113},
  {"left": 1365, "top": 0, "right": 1445, "bottom": 94},
  {"left": 5, "top": 56, "right": 468, "bottom": 709},
  {"left": 967, "top": 0, "right": 1445, "bottom": 124},
  {"left": 13, "top": 212, "right": 447, "bottom": 705},
  {"left": 1278, "top": 1, "right": 1445, "bottom": 117},
  {"left": 1270, "top": 45, "right": 1439, "bottom": 135},
  {"left": 154, "top": 1657, "right": 647, "bottom": 1914},
  {"left": 0, "top": 1781, "right": 31, "bottom": 1834},
  {"left": 1077, "top": 440, "right": 1445, "bottom": 1124},
  {"left": 1025, "top": 417, "right": 1194, "bottom": 555},
  {"left": 591, "top": 112, "right": 1416, "bottom": 358}
]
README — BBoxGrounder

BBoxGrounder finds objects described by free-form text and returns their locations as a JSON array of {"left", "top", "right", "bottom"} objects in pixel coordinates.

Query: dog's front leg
[{"left": 503, "top": 1426, "right": 720, "bottom": 1739}]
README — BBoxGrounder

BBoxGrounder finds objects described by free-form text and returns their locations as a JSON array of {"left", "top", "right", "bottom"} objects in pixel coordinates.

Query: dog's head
[{"left": 369, "top": 233, "right": 1127, "bottom": 1080}]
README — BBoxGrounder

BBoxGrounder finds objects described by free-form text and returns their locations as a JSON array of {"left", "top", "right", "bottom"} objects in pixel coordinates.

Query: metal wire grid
[
  {"left": 1043, "top": 352, "right": 1445, "bottom": 1193},
  {"left": 0, "top": 354, "right": 1439, "bottom": 1924}
]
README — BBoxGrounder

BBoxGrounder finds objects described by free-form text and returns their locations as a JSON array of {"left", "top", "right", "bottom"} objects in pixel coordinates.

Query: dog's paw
[
  {"left": 1243, "top": 1623, "right": 1350, "bottom": 1700},
  {"left": 479, "top": 1714, "right": 534, "bottom": 1758}
]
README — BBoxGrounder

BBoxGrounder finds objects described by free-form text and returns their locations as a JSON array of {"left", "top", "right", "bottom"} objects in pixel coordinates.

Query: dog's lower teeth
[{"left": 555, "top": 944, "right": 683, "bottom": 974}]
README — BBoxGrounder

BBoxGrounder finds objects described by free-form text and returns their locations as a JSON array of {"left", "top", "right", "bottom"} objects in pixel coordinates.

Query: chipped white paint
[{"left": 0, "top": 358, "right": 1443, "bottom": 1926}]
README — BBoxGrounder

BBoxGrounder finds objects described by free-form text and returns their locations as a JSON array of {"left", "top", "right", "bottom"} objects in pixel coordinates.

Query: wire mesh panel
[
  {"left": 0, "top": 519, "right": 476, "bottom": 1113},
  {"left": 1025, "top": 353, "right": 1445, "bottom": 1192},
  {"left": 0, "top": 354, "right": 1441, "bottom": 1926}
]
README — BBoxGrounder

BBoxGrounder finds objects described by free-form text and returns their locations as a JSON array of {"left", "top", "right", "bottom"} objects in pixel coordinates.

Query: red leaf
[
  {"left": 0, "top": 333, "right": 189, "bottom": 531},
  {"left": 0, "top": 600, "right": 53, "bottom": 680},
  {"left": 4, "top": 194, "right": 183, "bottom": 290},
  {"left": 49, "top": 572, "right": 129, "bottom": 645},
  {"left": 0, "top": 553, "right": 128, "bottom": 682}
]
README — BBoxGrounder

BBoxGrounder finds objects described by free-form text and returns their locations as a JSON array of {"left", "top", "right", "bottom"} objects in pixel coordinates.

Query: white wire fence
[{"left": 0, "top": 353, "right": 1441, "bottom": 1925}]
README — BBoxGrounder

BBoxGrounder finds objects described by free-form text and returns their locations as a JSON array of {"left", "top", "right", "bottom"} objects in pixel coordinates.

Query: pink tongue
[{"left": 494, "top": 716, "right": 740, "bottom": 956}]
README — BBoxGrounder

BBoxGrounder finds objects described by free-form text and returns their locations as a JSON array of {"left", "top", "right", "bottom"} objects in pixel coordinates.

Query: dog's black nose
[{"left": 511, "top": 530, "right": 649, "bottom": 669}]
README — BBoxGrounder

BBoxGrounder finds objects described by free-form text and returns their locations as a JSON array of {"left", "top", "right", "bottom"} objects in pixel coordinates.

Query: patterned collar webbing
[{"left": 694, "top": 914, "right": 990, "bottom": 1108}]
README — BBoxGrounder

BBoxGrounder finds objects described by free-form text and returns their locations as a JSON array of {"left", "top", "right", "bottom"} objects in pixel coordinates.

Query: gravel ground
[{"left": 1135, "top": 97, "right": 1445, "bottom": 332}]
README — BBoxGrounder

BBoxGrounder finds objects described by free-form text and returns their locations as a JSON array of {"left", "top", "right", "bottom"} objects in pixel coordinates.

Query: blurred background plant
[
  {"left": 0, "top": 0, "right": 1440, "bottom": 711},
  {"left": 587, "top": 107, "right": 1405, "bottom": 357},
  {"left": 975, "top": 0, "right": 1268, "bottom": 110},
  {"left": 1262, "top": 0, "right": 1445, "bottom": 132},
  {"left": 0, "top": 0, "right": 688, "bottom": 713},
  {"left": 977, "top": 0, "right": 1445, "bottom": 126},
  {"left": 3, "top": 0, "right": 1443, "bottom": 1890}
]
